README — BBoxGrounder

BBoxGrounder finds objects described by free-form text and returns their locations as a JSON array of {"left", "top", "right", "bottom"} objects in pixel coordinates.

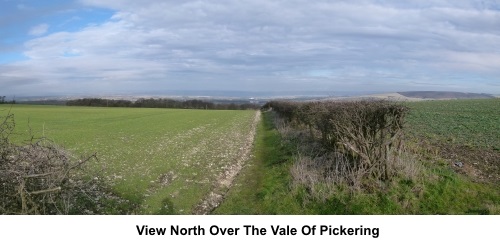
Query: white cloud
[
  {"left": 2, "top": 0, "right": 500, "bottom": 96},
  {"left": 28, "top": 23, "right": 49, "bottom": 36}
]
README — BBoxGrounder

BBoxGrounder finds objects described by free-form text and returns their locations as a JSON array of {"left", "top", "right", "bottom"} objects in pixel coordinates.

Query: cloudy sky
[{"left": 1, "top": 0, "right": 500, "bottom": 97}]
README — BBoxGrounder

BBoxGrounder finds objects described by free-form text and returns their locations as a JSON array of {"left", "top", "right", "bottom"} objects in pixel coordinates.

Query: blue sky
[{"left": 1, "top": 0, "right": 500, "bottom": 97}]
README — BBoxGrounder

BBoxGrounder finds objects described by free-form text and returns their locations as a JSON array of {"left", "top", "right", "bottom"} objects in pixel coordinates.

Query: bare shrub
[
  {"left": 265, "top": 100, "right": 424, "bottom": 201},
  {"left": 0, "top": 111, "right": 15, "bottom": 159},
  {"left": 267, "top": 100, "right": 409, "bottom": 184},
  {"left": 0, "top": 111, "right": 126, "bottom": 214},
  {"left": 272, "top": 112, "right": 292, "bottom": 135},
  {"left": 1, "top": 139, "right": 97, "bottom": 214},
  {"left": 331, "top": 101, "right": 407, "bottom": 181}
]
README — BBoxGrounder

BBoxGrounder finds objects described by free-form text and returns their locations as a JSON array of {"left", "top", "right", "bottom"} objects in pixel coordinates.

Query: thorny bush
[{"left": 0, "top": 110, "right": 125, "bottom": 214}]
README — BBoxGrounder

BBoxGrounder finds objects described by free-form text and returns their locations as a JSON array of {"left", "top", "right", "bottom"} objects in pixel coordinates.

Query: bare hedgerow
[
  {"left": 266, "top": 100, "right": 410, "bottom": 184},
  {"left": 265, "top": 100, "right": 423, "bottom": 199},
  {"left": 0, "top": 110, "right": 129, "bottom": 214}
]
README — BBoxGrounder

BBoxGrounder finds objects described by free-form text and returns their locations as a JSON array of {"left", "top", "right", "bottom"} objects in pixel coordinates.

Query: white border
[{"left": 0, "top": 215, "right": 497, "bottom": 245}]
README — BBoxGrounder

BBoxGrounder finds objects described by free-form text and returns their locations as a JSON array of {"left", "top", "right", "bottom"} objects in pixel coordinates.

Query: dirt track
[{"left": 192, "top": 110, "right": 261, "bottom": 214}]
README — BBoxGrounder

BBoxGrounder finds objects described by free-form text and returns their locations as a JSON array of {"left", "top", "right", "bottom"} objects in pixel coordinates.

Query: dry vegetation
[
  {"left": 0, "top": 110, "right": 125, "bottom": 214},
  {"left": 264, "top": 100, "right": 420, "bottom": 198}
]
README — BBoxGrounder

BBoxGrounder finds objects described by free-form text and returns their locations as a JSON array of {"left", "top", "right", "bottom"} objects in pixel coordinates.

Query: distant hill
[{"left": 398, "top": 91, "right": 494, "bottom": 99}]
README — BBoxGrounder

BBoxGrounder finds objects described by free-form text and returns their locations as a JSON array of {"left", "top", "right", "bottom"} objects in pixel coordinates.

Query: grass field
[
  {"left": 406, "top": 99, "right": 500, "bottom": 185},
  {"left": 406, "top": 99, "right": 500, "bottom": 150},
  {"left": 1, "top": 105, "right": 257, "bottom": 214}
]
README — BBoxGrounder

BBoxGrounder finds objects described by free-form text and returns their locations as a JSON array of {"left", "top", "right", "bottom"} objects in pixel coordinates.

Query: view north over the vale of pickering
[{"left": 0, "top": 0, "right": 499, "bottom": 215}]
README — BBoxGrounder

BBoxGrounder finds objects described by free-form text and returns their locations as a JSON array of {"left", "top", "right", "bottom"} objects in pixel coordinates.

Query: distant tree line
[
  {"left": 66, "top": 98, "right": 260, "bottom": 110},
  {"left": 0, "top": 96, "right": 16, "bottom": 104}
]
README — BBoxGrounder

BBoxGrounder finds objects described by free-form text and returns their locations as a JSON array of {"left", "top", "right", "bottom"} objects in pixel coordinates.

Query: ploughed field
[{"left": 2, "top": 105, "right": 257, "bottom": 214}]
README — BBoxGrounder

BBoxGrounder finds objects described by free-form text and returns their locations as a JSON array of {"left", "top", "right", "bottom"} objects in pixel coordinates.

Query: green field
[
  {"left": 1, "top": 105, "right": 257, "bottom": 214},
  {"left": 405, "top": 99, "right": 500, "bottom": 185},
  {"left": 406, "top": 99, "right": 500, "bottom": 150}
]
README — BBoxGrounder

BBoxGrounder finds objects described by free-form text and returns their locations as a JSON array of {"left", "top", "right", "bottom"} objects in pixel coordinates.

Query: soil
[{"left": 436, "top": 143, "right": 500, "bottom": 186}]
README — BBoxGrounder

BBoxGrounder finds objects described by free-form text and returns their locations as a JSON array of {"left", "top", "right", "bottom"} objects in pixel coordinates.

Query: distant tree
[
  {"left": 0, "top": 96, "right": 15, "bottom": 105},
  {"left": 67, "top": 97, "right": 260, "bottom": 111}
]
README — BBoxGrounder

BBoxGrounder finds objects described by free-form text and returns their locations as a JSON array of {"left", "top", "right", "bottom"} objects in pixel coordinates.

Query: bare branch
[{"left": 28, "top": 187, "right": 62, "bottom": 195}]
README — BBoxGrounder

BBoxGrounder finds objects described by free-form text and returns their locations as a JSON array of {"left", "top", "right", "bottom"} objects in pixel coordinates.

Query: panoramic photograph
[{"left": 1, "top": 0, "right": 499, "bottom": 215}]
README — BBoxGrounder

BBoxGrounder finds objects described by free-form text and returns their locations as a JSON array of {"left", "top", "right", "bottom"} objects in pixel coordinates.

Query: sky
[{"left": 1, "top": 0, "right": 500, "bottom": 97}]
